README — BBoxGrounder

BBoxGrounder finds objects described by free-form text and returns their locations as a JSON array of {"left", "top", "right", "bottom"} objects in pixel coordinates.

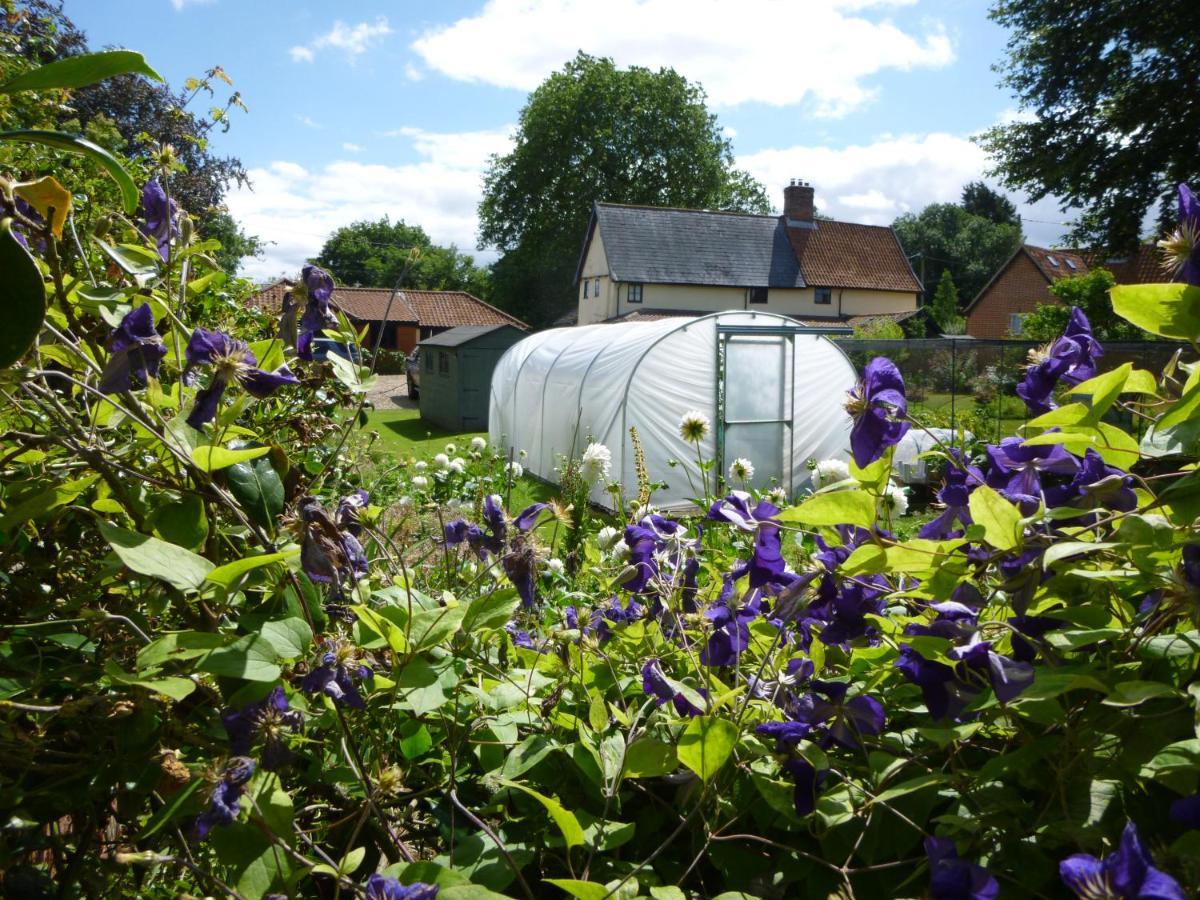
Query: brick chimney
[{"left": 783, "top": 179, "right": 815, "bottom": 225}]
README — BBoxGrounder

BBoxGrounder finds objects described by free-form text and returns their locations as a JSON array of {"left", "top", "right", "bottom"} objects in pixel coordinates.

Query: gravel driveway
[{"left": 365, "top": 374, "right": 416, "bottom": 411}]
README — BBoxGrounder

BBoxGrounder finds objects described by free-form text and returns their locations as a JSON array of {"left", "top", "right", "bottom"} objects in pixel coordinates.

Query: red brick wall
[{"left": 966, "top": 253, "right": 1056, "bottom": 339}]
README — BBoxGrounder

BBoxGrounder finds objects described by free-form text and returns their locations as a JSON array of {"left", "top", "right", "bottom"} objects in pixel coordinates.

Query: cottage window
[
  {"left": 627, "top": 283, "right": 643, "bottom": 304},
  {"left": 749, "top": 286, "right": 768, "bottom": 304},
  {"left": 438, "top": 351, "right": 449, "bottom": 375},
  {"left": 582, "top": 280, "right": 589, "bottom": 299},
  {"left": 1009, "top": 313, "right": 1026, "bottom": 336},
  {"left": 595, "top": 277, "right": 601, "bottom": 296},
  {"left": 815, "top": 287, "right": 832, "bottom": 305}
]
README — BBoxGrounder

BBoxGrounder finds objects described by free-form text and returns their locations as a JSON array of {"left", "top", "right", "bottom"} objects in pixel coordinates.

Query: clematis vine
[
  {"left": 296, "top": 264, "right": 336, "bottom": 360},
  {"left": 1158, "top": 183, "right": 1200, "bottom": 286},
  {"left": 919, "top": 450, "right": 985, "bottom": 539},
  {"left": 844, "top": 357, "right": 910, "bottom": 468},
  {"left": 98, "top": 303, "right": 167, "bottom": 394},
  {"left": 445, "top": 498, "right": 548, "bottom": 605},
  {"left": 364, "top": 874, "right": 440, "bottom": 900},
  {"left": 1045, "top": 447, "right": 1137, "bottom": 516},
  {"left": 641, "top": 659, "right": 704, "bottom": 716},
  {"left": 139, "top": 179, "right": 179, "bottom": 260},
  {"left": 708, "top": 491, "right": 798, "bottom": 594},
  {"left": 925, "top": 836, "right": 999, "bottom": 900},
  {"left": 300, "top": 646, "right": 372, "bottom": 710},
  {"left": 183, "top": 328, "right": 299, "bottom": 429},
  {"left": 1059, "top": 822, "right": 1185, "bottom": 900},
  {"left": 985, "top": 436, "right": 1078, "bottom": 514},
  {"left": 194, "top": 756, "right": 254, "bottom": 841},
  {"left": 1016, "top": 307, "right": 1103, "bottom": 415},
  {"left": 298, "top": 495, "right": 369, "bottom": 590},
  {"left": 895, "top": 636, "right": 1033, "bottom": 721},
  {"left": 221, "top": 686, "right": 303, "bottom": 770}
]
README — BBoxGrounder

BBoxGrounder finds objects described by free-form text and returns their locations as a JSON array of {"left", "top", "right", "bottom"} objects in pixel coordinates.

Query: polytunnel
[{"left": 489, "top": 311, "right": 857, "bottom": 512}]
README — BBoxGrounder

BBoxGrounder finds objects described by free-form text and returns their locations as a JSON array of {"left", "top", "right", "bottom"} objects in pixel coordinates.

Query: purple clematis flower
[
  {"left": 184, "top": 328, "right": 299, "bottom": 429},
  {"left": 700, "top": 586, "right": 765, "bottom": 666},
  {"left": 220, "top": 686, "right": 304, "bottom": 770},
  {"left": 1045, "top": 448, "right": 1137, "bottom": 515},
  {"left": 300, "top": 650, "right": 372, "bottom": 709},
  {"left": 710, "top": 492, "right": 799, "bottom": 594},
  {"left": 1016, "top": 307, "right": 1104, "bottom": 415},
  {"left": 786, "top": 680, "right": 885, "bottom": 749},
  {"left": 642, "top": 659, "right": 704, "bottom": 716},
  {"left": 919, "top": 450, "right": 985, "bottom": 539},
  {"left": 98, "top": 303, "right": 167, "bottom": 394},
  {"left": 782, "top": 757, "right": 827, "bottom": 817},
  {"left": 194, "top": 756, "right": 255, "bottom": 840},
  {"left": 1162, "top": 183, "right": 1200, "bottom": 286},
  {"left": 1060, "top": 822, "right": 1185, "bottom": 899},
  {"left": 1170, "top": 794, "right": 1200, "bottom": 831},
  {"left": 845, "top": 357, "right": 911, "bottom": 468},
  {"left": 139, "top": 179, "right": 180, "bottom": 260},
  {"left": 336, "top": 489, "right": 369, "bottom": 536},
  {"left": 364, "top": 874, "right": 440, "bottom": 900},
  {"left": 894, "top": 645, "right": 978, "bottom": 722},
  {"left": 1007, "top": 613, "right": 1067, "bottom": 663},
  {"left": 985, "top": 436, "right": 1078, "bottom": 513},
  {"left": 297, "top": 264, "right": 336, "bottom": 360},
  {"left": 925, "top": 836, "right": 999, "bottom": 900}
]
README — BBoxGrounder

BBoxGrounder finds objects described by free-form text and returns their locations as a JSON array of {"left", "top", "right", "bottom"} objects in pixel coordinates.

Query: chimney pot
[{"left": 784, "top": 181, "right": 815, "bottom": 223}]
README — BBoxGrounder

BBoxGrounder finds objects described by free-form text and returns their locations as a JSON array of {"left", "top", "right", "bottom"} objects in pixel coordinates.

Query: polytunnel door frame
[{"left": 715, "top": 325, "right": 797, "bottom": 496}]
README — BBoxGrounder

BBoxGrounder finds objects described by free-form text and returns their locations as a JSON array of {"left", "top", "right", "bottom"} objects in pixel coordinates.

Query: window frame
[
  {"left": 1009, "top": 312, "right": 1026, "bottom": 336},
  {"left": 423, "top": 350, "right": 433, "bottom": 372},
  {"left": 582, "top": 280, "right": 589, "bottom": 299},
  {"left": 748, "top": 286, "right": 768, "bottom": 304},
  {"left": 627, "top": 283, "right": 644, "bottom": 304},
  {"left": 814, "top": 287, "right": 833, "bottom": 305},
  {"left": 438, "top": 351, "right": 449, "bottom": 375}
]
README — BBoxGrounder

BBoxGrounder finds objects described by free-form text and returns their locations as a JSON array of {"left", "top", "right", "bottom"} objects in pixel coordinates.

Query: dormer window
[
  {"left": 1046, "top": 255, "right": 1059, "bottom": 267},
  {"left": 1066, "top": 258, "right": 1077, "bottom": 270},
  {"left": 749, "top": 286, "right": 768, "bottom": 304}
]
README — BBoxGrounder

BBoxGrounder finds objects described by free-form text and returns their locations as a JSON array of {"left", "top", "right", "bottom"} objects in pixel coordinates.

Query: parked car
[
  {"left": 405, "top": 346, "right": 421, "bottom": 399},
  {"left": 311, "top": 338, "right": 361, "bottom": 364}
]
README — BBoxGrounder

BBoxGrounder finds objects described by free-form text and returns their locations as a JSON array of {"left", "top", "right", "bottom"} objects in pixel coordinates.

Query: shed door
[
  {"left": 460, "top": 349, "right": 486, "bottom": 430},
  {"left": 718, "top": 330, "right": 794, "bottom": 494}
]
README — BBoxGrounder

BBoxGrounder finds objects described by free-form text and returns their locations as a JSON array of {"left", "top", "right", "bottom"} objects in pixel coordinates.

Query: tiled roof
[
  {"left": 793, "top": 310, "right": 922, "bottom": 329},
  {"left": 587, "top": 203, "right": 806, "bottom": 288},
  {"left": 1024, "top": 245, "right": 1088, "bottom": 281},
  {"left": 248, "top": 282, "right": 528, "bottom": 331},
  {"left": 1080, "top": 243, "right": 1164, "bottom": 284},
  {"left": 786, "top": 220, "right": 923, "bottom": 293}
]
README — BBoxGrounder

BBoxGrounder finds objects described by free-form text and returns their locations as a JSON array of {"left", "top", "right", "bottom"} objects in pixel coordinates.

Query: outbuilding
[
  {"left": 489, "top": 311, "right": 857, "bottom": 512},
  {"left": 417, "top": 325, "right": 527, "bottom": 432}
]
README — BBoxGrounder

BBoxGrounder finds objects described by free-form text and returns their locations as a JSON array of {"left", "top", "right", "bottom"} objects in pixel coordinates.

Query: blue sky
[{"left": 69, "top": 0, "right": 1069, "bottom": 279}]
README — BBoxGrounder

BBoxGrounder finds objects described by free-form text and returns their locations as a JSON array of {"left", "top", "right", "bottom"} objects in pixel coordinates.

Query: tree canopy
[
  {"left": 1020, "top": 267, "right": 1150, "bottom": 341},
  {"left": 314, "top": 217, "right": 491, "bottom": 297},
  {"left": 478, "top": 52, "right": 769, "bottom": 326},
  {"left": 980, "top": 0, "right": 1200, "bottom": 250},
  {"left": 961, "top": 180, "right": 1020, "bottom": 227},
  {"left": 892, "top": 203, "right": 1023, "bottom": 308},
  {"left": 929, "top": 269, "right": 962, "bottom": 331}
]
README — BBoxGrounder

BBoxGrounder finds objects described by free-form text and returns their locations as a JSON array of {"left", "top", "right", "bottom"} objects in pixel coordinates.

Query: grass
[{"left": 910, "top": 391, "right": 1028, "bottom": 441}]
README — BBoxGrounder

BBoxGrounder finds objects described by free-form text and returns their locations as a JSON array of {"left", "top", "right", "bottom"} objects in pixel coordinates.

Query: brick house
[
  {"left": 571, "top": 181, "right": 922, "bottom": 329},
  {"left": 964, "top": 245, "right": 1089, "bottom": 339},
  {"left": 252, "top": 281, "right": 528, "bottom": 352}
]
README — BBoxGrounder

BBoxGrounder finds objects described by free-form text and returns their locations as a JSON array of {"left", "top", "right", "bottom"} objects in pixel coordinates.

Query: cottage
[
  {"left": 572, "top": 182, "right": 922, "bottom": 329},
  {"left": 252, "top": 281, "right": 528, "bottom": 352}
]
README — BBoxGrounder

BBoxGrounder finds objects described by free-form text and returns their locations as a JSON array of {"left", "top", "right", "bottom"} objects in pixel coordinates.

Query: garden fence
[{"left": 833, "top": 337, "right": 1186, "bottom": 445}]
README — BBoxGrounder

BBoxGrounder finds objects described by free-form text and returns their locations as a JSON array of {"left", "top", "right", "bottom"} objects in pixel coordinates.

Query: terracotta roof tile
[
  {"left": 1024, "top": 245, "right": 1088, "bottom": 281},
  {"left": 1080, "top": 244, "right": 1164, "bottom": 284},
  {"left": 326, "top": 287, "right": 418, "bottom": 325},
  {"left": 249, "top": 279, "right": 293, "bottom": 315},
  {"left": 400, "top": 290, "right": 529, "bottom": 330},
  {"left": 786, "top": 220, "right": 922, "bottom": 293}
]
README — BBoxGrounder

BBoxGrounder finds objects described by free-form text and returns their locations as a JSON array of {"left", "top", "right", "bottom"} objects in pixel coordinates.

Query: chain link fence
[{"left": 833, "top": 338, "right": 1183, "bottom": 445}]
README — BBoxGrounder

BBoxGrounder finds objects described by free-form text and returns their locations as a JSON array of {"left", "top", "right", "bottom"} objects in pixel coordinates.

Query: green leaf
[
  {"left": 1102, "top": 680, "right": 1178, "bottom": 707},
  {"left": 408, "top": 602, "right": 467, "bottom": 652},
  {"left": 498, "top": 780, "right": 584, "bottom": 847},
  {"left": 1111, "top": 282, "right": 1200, "bottom": 340},
  {"left": 676, "top": 715, "right": 738, "bottom": 782},
  {"left": 501, "top": 734, "right": 559, "bottom": 779},
  {"left": 98, "top": 520, "right": 214, "bottom": 591},
  {"left": 196, "top": 633, "right": 281, "bottom": 682},
  {"left": 1042, "top": 541, "right": 1117, "bottom": 569},
  {"left": 0, "top": 50, "right": 162, "bottom": 94},
  {"left": 871, "top": 772, "right": 950, "bottom": 805},
  {"left": 192, "top": 444, "right": 269, "bottom": 472},
  {"left": 224, "top": 457, "right": 285, "bottom": 530},
  {"left": 776, "top": 490, "right": 876, "bottom": 528},
  {"left": 1065, "top": 363, "right": 1131, "bottom": 420},
  {"left": 93, "top": 237, "right": 158, "bottom": 283},
  {"left": 623, "top": 738, "right": 678, "bottom": 777},
  {"left": 259, "top": 617, "right": 312, "bottom": 659},
  {"left": 149, "top": 496, "right": 208, "bottom": 550},
  {"left": 0, "top": 131, "right": 139, "bottom": 213},
  {"left": 0, "top": 475, "right": 96, "bottom": 533},
  {"left": 967, "top": 485, "right": 1022, "bottom": 551},
  {"left": 247, "top": 338, "right": 286, "bottom": 373},
  {"left": 206, "top": 550, "right": 296, "bottom": 588},
  {"left": 1138, "top": 630, "right": 1200, "bottom": 659},
  {"left": 0, "top": 217, "right": 46, "bottom": 369},
  {"left": 103, "top": 660, "right": 195, "bottom": 701},
  {"left": 1022, "top": 422, "right": 1140, "bottom": 469},
  {"left": 136, "top": 778, "right": 203, "bottom": 841},
  {"left": 1015, "top": 672, "right": 1108, "bottom": 702},
  {"left": 545, "top": 880, "right": 609, "bottom": 900},
  {"left": 395, "top": 656, "right": 459, "bottom": 716},
  {"left": 649, "top": 888, "right": 688, "bottom": 900},
  {"left": 461, "top": 588, "right": 520, "bottom": 633}
]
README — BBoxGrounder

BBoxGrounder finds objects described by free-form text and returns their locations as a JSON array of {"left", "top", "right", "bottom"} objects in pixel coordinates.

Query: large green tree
[
  {"left": 980, "top": 0, "right": 1200, "bottom": 250},
  {"left": 315, "top": 217, "right": 491, "bottom": 297},
  {"left": 892, "top": 204, "right": 1023, "bottom": 307},
  {"left": 478, "top": 52, "right": 770, "bottom": 326},
  {"left": 961, "top": 181, "right": 1020, "bottom": 227}
]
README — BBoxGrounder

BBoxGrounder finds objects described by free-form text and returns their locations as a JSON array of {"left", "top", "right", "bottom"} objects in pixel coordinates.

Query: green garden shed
[{"left": 418, "top": 324, "right": 528, "bottom": 432}]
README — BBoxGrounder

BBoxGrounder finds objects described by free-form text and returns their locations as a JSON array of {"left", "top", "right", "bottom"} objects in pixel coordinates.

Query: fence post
[{"left": 950, "top": 338, "right": 957, "bottom": 434}]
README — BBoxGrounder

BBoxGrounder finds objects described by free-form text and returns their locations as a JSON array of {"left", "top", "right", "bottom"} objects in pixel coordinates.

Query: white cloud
[
  {"left": 291, "top": 17, "right": 393, "bottom": 63},
  {"left": 404, "top": 63, "right": 425, "bottom": 82},
  {"left": 226, "top": 126, "right": 515, "bottom": 280},
  {"left": 170, "top": 0, "right": 215, "bottom": 10},
  {"left": 342, "top": 142, "right": 363, "bottom": 153},
  {"left": 412, "top": 0, "right": 953, "bottom": 116},
  {"left": 295, "top": 114, "right": 322, "bottom": 129},
  {"left": 737, "top": 131, "right": 1072, "bottom": 245}
]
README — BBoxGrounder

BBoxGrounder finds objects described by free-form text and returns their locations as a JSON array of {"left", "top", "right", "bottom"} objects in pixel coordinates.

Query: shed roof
[{"left": 418, "top": 324, "right": 524, "bottom": 348}]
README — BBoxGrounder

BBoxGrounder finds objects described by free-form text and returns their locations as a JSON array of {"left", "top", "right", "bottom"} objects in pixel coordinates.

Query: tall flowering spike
[
  {"left": 183, "top": 327, "right": 299, "bottom": 428},
  {"left": 1158, "top": 183, "right": 1200, "bottom": 285},
  {"left": 1059, "top": 822, "right": 1185, "bottom": 900},
  {"left": 98, "top": 303, "right": 167, "bottom": 394},
  {"left": 845, "top": 357, "right": 910, "bottom": 468},
  {"left": 925, "top": 837, "right": 999, "bottom": 900},
  {"left": 139, "top": 179, "right": 179, "bottom": 260},
  {"left": 297, "top": 264, "right": 336, "bottom": 360}
]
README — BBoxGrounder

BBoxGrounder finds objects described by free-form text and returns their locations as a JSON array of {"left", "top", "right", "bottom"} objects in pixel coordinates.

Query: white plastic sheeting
[
  {"left": 892, "top": 428, "right": 974, "bottom": 484},
  {"left": 489, "top": 312, "right": 857, "bottom": 512}
]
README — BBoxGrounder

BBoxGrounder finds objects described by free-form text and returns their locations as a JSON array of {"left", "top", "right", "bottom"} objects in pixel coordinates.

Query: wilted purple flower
[
  {"left": 336, "top": 489, "right": 370, "bottom": 536},
  {"left": 364, "top": 874, "right": 440, "bottom": 900},
  {"left": 10, "top": 197, "right": 46, "bottom": 253},
  {"left": 139, "top": 179, "right": 179, "bottom": 260},
  {"left": 505, "top": 621, "right": 546, "bottom": 653},
  {"left": 297, "top": 264, "right": 336, "bottom": 360},
  {"left": 925, "top": 836, "right": 999, "bottom": 900},
  {"left": 845, "top": 357, "right": 911, "bottom": 468},
  {"left": 298, "top": 496, "right": 369, "bottom": 588},
  {"left": 194, "top": 756, "right": 255, "bottom": 840},
  {"left": 985, "top": 436, "right": 1078, "bottom": 513},
  {"left": 1159, "top": 183, "right": 1200, "bottom": 286},
  {"left": 300, "top": 650, "right": 372, "bottom": 709},
  {"left": 642, "top": 659, "right": 704, "bottom": 716},
  {"left": 1016, "top": 307, "right": 1103, "bottom": 415},
  {"left": 98, "top": 303, "right": 167, "bottom": 394},
  {"left": 919, "top": 450, "right": 985, "bottom": 539},
  {"left": 184, "top": 328, "right": 299, "bottom": 428},
  {"left": 782, "top": 757, "right": 827, "bottom": 817},
  {"left": 220, "top": 686, "right": 303, "bottom": 770},
  {"left": 1060, "top": 822, "right": 1185, "bottom": 900},
  {"left": 1045, "top": 448, "right": 1137, "bottom": 515}
]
